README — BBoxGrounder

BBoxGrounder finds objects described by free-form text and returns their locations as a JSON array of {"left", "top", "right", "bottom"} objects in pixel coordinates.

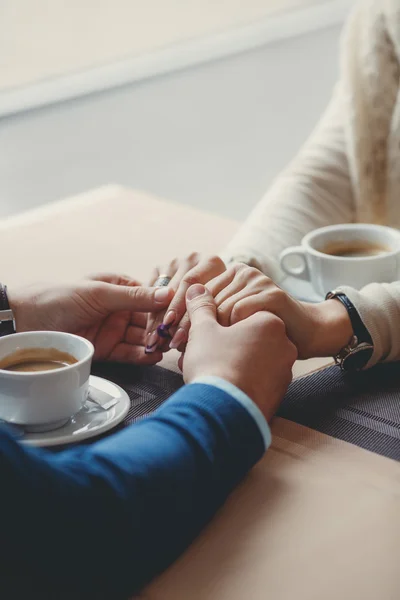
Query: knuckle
[
  {"left": 254, "top": 273, "right": 270, "bottom": 288},
  {"left": 235, "top": 262, "right": 249, "bottom": 275},
  {"left": 266, "top": 286, "right": 286, "bottom": 307},
  {"left": 247, "top": 266, "right": 261, "bottom": 278},
  {"left": 236, "top": 265, "right": 257, "bottom": 285},
  {"left": 224, "top": 263, "right": 242, "bottom": 281},
  {"left": 260, "top": 312, "right": 285, "bottom": 334},
  {"left": 232, "top": 262, "right": 246, "bottom": 275},
  {"left": 190, "top": 298, "right": 214, "bottom": 313},
  {"left": 127, "top": 284, "right": 140, "bottom": 298}
]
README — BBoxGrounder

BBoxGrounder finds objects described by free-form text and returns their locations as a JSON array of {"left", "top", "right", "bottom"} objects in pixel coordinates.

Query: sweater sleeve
[
  {"left": 338, "top": 282, "right": 400, "bottom": 368},
  {"left": 221, "top": 86, "right": 355, "bottom": 282},
  {"left": 0, "top": 383, "right": 265, "bottom": 600}
]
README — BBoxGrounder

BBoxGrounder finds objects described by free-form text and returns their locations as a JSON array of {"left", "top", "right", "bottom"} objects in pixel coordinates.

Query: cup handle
[{"left": 279, "top": 246, "right": 310, "bottom": 281}]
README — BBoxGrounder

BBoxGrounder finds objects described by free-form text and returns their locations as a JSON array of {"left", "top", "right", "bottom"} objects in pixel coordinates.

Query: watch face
[{"left": 343, "top": 344, "right": 374, "bottom": 371}]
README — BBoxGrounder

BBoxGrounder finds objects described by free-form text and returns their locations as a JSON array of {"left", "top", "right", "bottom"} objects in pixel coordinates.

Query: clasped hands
[{"left": 8, "top": 252, "right": 352, "bottom": 372}]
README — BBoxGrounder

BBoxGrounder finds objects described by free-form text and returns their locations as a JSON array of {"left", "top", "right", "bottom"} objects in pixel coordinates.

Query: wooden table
[{"left": 2, "top": 186, "right": 399, "bottom": 600}]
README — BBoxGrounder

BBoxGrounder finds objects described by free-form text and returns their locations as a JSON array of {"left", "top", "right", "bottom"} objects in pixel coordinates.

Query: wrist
[
  {"left": 188, "top": 369, "right": 274, "bottom": 422},
  {"left": 309, "top": 299, "right": 354, "bottom": 357}
]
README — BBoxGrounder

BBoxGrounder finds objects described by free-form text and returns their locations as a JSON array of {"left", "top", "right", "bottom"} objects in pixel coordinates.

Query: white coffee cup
[
  {"left": 279, "top": 224, "right": 400, "bottom": 297},
  {"left": 0, "top": 331, "right": 94, "bottom": 431}
]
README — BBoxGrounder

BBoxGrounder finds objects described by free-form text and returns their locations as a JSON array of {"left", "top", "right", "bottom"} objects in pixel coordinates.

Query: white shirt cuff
[{"left": 191, "top": 376, "right": 271, "bottom": 450}]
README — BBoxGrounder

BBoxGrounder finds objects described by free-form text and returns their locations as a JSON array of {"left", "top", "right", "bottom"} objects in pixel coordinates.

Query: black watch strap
[
  {"left": 0, "top": 284, "right": 16, "bottom": 337},
  {"left": 332, "top": 293, "right": 373, "bottom": 345},
  {"left": 325, "top": 291, "right": 374, "bottom": 371}
]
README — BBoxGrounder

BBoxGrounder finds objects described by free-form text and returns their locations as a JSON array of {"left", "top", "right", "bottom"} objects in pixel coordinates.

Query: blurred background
[{"left": 0, "top": 0, "right": 355, "bottom": 219}]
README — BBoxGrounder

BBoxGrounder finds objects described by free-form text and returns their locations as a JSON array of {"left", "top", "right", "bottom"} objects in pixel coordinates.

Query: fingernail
[
  {"left": 145, "top": 331, "right": 159, "bottom": 353},
  {"left": 157, "top": 323, "right": 171, "bottom": 339},
  {"left": 163, "top": 310, "right": 176, "bottom": 327},
  {"left": 169, "top": 328, "right": 187, "bottom": 350},
  {"left": 155, "top": 287, "right": 170, "bottom": 303},
  {"left": 187, "top": 284, "right": 206, "bottom": 301}
]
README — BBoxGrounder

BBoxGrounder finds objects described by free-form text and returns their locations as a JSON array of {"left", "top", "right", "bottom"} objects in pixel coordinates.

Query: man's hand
[
  {"left": 8, "top": 274, "right": 173, "bottom": 365},
  {"left": 181, "top": 284, "right": 297, "bottom": 422}
]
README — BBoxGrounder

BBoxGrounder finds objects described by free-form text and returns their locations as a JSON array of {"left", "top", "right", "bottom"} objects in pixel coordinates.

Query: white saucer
[
  {"left": 22, "top": 375, "right": 130, "bottom": 448},
  {"left": 280, "top": 276, "right": 323, "bottom": 303}
]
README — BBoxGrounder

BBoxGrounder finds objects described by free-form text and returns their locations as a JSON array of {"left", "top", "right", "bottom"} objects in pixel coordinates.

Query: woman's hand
[
  {"left": 211, "top": 264, "right": 353, "bottom": 358},
  {"left": 144, "top": 254, "right": 226, "bottom": 353},
  {"left": 8, "top": 274, "right": 173, "bottom": 365},
  {"left": 169, "top": 263, "right": 353, "bottom": 359}
]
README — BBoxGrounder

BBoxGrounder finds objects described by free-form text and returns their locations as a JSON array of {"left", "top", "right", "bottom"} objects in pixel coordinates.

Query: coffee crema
[
  {"left": 0, "top": 347, "right": 78, "bottom": 373},
  {"left": 319, "top": 240, "right": 391, "bottom": 258}
]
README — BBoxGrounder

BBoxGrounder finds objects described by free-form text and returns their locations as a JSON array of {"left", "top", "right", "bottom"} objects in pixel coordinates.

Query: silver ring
[{"left": 155, "top": 274, "right": 171, "bottom": 287}]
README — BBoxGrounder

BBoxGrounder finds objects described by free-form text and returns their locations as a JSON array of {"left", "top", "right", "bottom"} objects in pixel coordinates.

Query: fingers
[
  {"left": 214, "top": 265, "right": 261, "bottom": 307},
  {"left": 130, "top": 312, "right": 147, "bottom": 328},
  {"left": 107, "top": 342, "right": 163, "bottom": 365},
  {"left": 144, "top": 256, "right": 193, "bottom": 350},
  {"left": 167, "top": 256, "right": 225, "bottom": 326},
  {"left": 125, "top": 325, "right": 147, "bottom": 346},
  {"left": 231, "top": 288, "right": 288, "bottom": 325},
  {"left": 93, "top": 281, "right": 174, "bottom": 313},
  {"left": 205, "top": 265, "right": 239, "bottom": 298},
  {"left": 211, "top": 266, "right": 281, "bottom": 326},
  {"left": 177, "top": 352, "right": 185, "bottom": 372},
  {"left": 217, "top": 290, "right": 260, "bottom": 326},
  {"left": 146, "top": 254, "right": 224, "bottom": 352},
  {"left": 169, "top": 311, "right": 190, "bottom": 350},
  {"left": 185, "top": 284, "right": 218, "bottom": 327},
  {"left": 87, "top": 273, "right": 143, "bottom": 287},
  {"left": 164, "top": 256, "right": 225, "bottom": 344}
]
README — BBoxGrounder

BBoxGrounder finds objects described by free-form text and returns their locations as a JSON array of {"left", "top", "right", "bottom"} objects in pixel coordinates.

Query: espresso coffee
[
  {"left": 0, "top": 347, "right": 78, "bottom": 373},
  {"left": 320, "top": 240, "right": 390, "bottom": 258}
]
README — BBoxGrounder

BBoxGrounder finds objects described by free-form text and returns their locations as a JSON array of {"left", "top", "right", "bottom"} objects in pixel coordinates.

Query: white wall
[
  {"left": 0, "top": 24, "right": 341, "bottom": 221},
  {"left": 1, "top": 0, "right": 330, "bottom": 89}
]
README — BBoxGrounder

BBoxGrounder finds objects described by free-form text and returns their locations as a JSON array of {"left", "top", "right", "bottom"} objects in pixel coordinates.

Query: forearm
[
  {"left": 0, "top": 384, "right": 265, "bottom": 599},
  {"left": 221, "top": 90, "right": 354, "bottom": 281}
]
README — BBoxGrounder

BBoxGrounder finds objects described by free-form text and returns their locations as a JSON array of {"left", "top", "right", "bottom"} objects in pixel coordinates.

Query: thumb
[
  {"left": 94, "top": 282, "right": 173, "bottom": 313},
  {"left": 186, "top": 284, "right": 217, "bottom": 326}
]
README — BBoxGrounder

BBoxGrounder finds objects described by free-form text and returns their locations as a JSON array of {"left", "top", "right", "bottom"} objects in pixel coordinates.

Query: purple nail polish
[
  {"left": 157, "top": 323, "right": 171, "bottom": 339},
  {"left": 145, "top": 331, "right": 159, "bottom": 353}
]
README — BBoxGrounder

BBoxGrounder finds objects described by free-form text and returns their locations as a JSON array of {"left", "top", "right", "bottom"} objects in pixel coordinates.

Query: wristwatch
[
  {"left": 325, "top": 290, "right": 374, "bottom": 371},
  {"left": 0, "top": 284, "right": 16, "bottom": 337}
]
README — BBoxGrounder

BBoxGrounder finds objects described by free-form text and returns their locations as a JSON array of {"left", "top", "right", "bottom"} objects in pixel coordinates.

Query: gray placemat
[
  {"left": 92, "top": 361, "right": 400, "bottom": 461},
  {"left": 278, "top": 362, "right": 400, "bottom": 460}
]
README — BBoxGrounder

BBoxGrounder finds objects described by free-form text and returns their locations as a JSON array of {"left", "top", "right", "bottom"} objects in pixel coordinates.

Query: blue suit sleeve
[{"left": 0, "top": 383, "right": 265, "bottom": 600}]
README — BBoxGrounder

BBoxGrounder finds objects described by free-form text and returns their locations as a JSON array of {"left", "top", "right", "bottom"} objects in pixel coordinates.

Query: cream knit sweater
[{"left": 222, "top": 0, "right": 400, "bottom": 367}]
